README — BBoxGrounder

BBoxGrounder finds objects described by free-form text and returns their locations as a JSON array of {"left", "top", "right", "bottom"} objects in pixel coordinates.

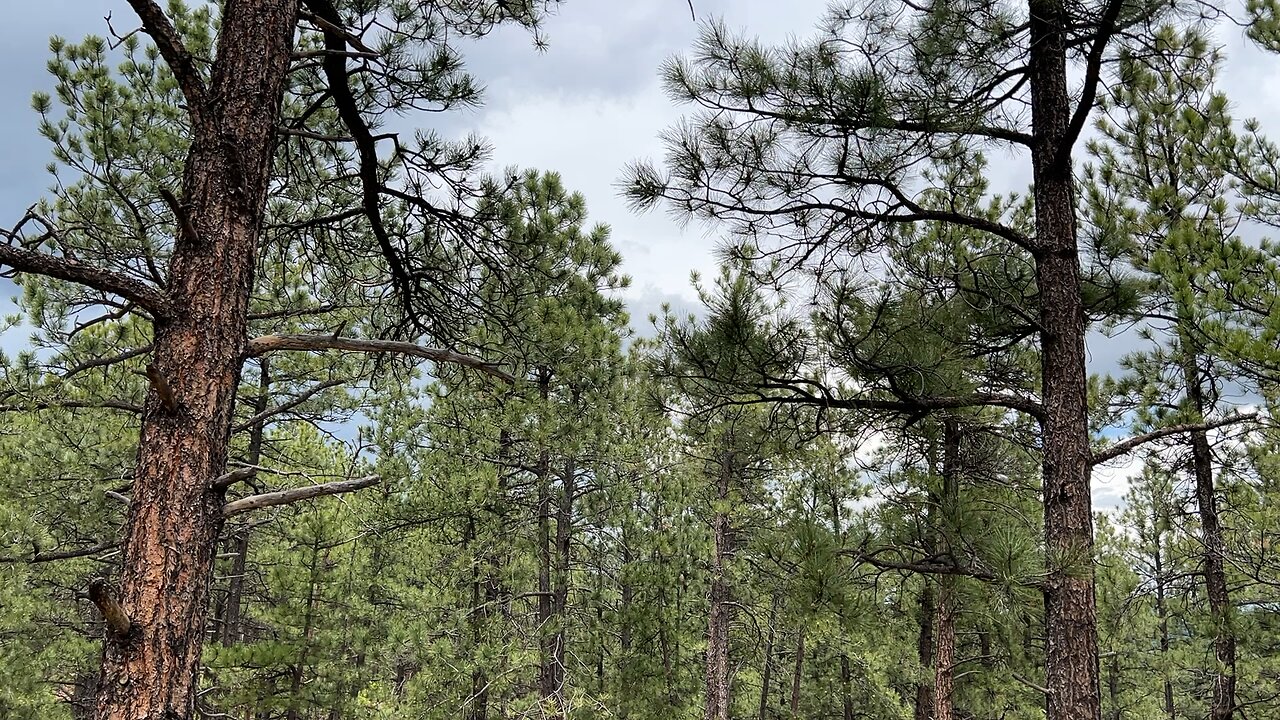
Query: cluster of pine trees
[{"left": 2, "top": 1, "right": 1280, "bottom": 719}]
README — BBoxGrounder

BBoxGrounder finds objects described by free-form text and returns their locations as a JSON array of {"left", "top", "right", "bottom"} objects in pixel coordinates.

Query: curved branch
[
  {"left": 1091, "top": 413, "right": 1259, "bottom": 467},
  {"left": 245, "top": 334, "right": 515, "bottom": 382},
  {"left": 0, "top": 244, "right": 172, "bottom": 319},
  {"left": 301, "top": 0, "right": 413, "bottom": 308}
]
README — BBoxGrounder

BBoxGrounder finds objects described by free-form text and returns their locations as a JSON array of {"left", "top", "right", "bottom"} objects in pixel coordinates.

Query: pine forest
[{"left": 3, "top": 1, "right": 1280, "bottom": 719}]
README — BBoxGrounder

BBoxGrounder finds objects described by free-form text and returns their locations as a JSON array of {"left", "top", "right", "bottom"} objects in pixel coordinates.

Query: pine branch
[
  {"left": 1090, "top": 413, "right": 1259, "bottom": 467},
  {"left": 125, "top": 0, "right": 207, "bottom": 120},
  {"left": 245, "top": 334, "right": 515, "bottom": 382},
  {"left": 222, "top": 475, "right": 379, "bottom": 517},
  {"left": 0, "top": 244, "right": 172, "bottom": 319},
  {"left": 0, "top": 540, "right": 117, "bottom": 564}
]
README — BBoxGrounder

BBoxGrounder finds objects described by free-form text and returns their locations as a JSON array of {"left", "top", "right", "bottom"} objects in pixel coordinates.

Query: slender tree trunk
[
  {"left": 759, "top": 594, "right": 779, "bottom": 720},
  {"left": 286, "top": 539, "right": 323, "bottom": 720},
  {"left": 932, "top": 421, "right": 960, "bottom": 720},
  {"left": 220, "top": 357, "right": 270, "bottom": 648},
  {"left": 1154, "top": 518, "right": 1175, "bottom": 720},
  {"left": 1180, "top": 358, "right": 1236, "bottom": 720},
  {"left": 551, "top": 455, "right": 577, "bottom": 716},
  {"left": 840, "top": 654, "right": 854, "bottom": 720},
  {"left": 915, "top": 582, "right": 936, "bottom": 720},
  {"left": 92, "top": 5, "right": 297, "bottom": 719},
  {"left": 1027, "top": 0, "right": 1100, "bottom": 717},
  {"left": 535, "top": 371, "right": 558, "bottom": 713},
  {"left": 706, "top": 450, "right": 735, "bottom": 720},
  {"left": 789, "top": 627, "right": 805, "bottom": 717},
  {"left": 1107, "top": 653, "right": 1122, "bottom": 720}
]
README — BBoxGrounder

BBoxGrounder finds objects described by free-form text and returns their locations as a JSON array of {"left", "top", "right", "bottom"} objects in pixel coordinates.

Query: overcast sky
[{"left": 1, "top": 0, "right": 1275, "bottom": 507}]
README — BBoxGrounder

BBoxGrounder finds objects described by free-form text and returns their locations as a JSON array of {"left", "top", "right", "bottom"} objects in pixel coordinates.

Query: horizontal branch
[
  {"left": 728, "top": 378, "right": 1044, "bottom": 421},
  {"left": 842, "top": 549, "right": 999, "bottom": 583},
  {"left": 0, "top": 244, "right": 172, "bottom": 319},
  {"left": 232, "top": 377, "right": 348, "bottom": 433},
  {"left": 60, "top": 344, "right": 153, "bottom": 381},
  {"left": 0, "top": 540, "right": 118, "bottom": 564},
  {"left": 0, "top": 399, "right": 143, "bottom": 414},
  {"left": 245, "top": 334, "right": 515, "bottom": 383},
  {"left": 222, "top": 475, "right": 379, "bottom": 517},
  {"left": 1091, "top": 413, "right": 1259, "bottom": 467},
  {"left": 212, "top": 466, "right": 257, "bottom": 491}
]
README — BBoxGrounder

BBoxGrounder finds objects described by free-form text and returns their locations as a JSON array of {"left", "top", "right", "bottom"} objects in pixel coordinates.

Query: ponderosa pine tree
[
  {"left": 0, "top": 2, "right": 560, "bottom": 717},
  {"left": 621, "top": 2, "right": 1214, "bottom": 716},
  {"left": 1082, "top": 28, "right": 1280, "bottom": 719}
]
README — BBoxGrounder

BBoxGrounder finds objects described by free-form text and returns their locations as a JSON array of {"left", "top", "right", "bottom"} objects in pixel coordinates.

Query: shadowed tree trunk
[
  {"left": 1154, "top": 527, "right": 1175, "bottom": 720},
  {"left": 788, "top": 628, "right": 804, "bottom": 717},
  {"left": 759, "top": 593, "right": 779, "bottom": 720},
  {"left": 915, "top": 583, "right": 936, "bottom": 720},
  {"left": 1027, "top": 0, "right": 1101, "bottom": 716}
]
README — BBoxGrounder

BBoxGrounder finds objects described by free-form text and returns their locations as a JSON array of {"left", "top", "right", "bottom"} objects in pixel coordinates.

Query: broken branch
[{"left": 88, "top": 578, "right": 133, "bottom": 639}]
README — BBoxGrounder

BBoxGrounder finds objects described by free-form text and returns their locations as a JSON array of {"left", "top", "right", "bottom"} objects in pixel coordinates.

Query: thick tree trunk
[
  {"left": 1182, "top": 359, "right": 1236, "bottom": 720},
  {"left": 92, "top": 4, "right": 297, "bottom": 719},
  {"left": 1027, "top": 0, "right": 1100, "bottom": 718},
  {"left": 933, "top": 421, "right": 959, "bottom": 720},
  {"left": 934, "top": 585, "right": 956, "bottom": 720}
]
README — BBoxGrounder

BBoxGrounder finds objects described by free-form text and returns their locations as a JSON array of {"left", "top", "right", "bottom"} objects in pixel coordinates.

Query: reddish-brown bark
[{"left": 91, "top": 3, "right": 299, "bottom": 719}]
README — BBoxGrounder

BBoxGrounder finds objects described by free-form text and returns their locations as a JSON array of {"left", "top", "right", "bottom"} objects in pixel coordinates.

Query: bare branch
[
  {"left": 104, "top": 490, "right": 131, "bottom": 505},
  {"left": 1090, "top": 413, "right": 1258, "bottom": 467},
  {"left": 0, "top": 244, "right": 172, "bottom": 319},
  {"left": 60, "top": 344, "right": 153, "bottom": 381},
  {"left": 212, "top": 466, "right": 257, "bottom": 491},
  {"left": 232, "top": 377, "right": 348, "bottom": 433},
  {"left": 245, "top": 334, "right": 515, "bottom": 382},
  {"left": 1013, "top": 672, "right": 1051, "bottom": 696},
  {"left": 222, "top": 475, "right": 379, "bottom": 518}
]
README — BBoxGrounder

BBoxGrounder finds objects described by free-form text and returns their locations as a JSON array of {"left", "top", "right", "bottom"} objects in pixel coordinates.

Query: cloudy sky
[{"left": 1, "top": 0, "right": 1275, "bottom": 506}]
